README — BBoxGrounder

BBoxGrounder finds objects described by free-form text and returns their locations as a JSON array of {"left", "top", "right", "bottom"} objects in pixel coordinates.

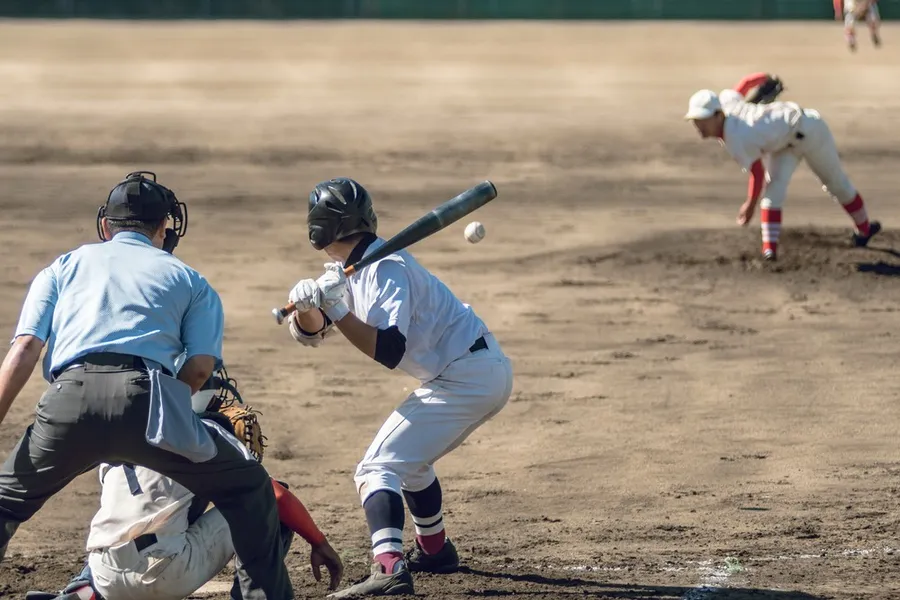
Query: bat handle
[
  {"left": 271, "top": 265, "right": 355, "bottom": 326},
  {"left": 272, "top": 302, "right": 295, "bottom": 325}
]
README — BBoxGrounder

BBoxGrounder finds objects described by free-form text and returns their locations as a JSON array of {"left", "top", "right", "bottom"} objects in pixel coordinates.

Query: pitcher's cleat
[{"left": 852, "top": 221, "right": 882, "bottom": 248}]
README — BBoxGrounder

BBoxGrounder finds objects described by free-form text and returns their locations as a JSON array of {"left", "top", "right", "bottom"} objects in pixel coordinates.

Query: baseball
[{"left": 464, "top": 221, "right": 485, "bottom": 244}]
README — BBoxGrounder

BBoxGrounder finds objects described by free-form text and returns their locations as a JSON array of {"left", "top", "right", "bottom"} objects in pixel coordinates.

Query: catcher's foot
[
  {"left": 852, "top": 220, "right": 882, "bottom": 247},
  {"left": 327, "top": 561, "right": 414, "bottom": 598},
  {"left": 406, "top": 538, "right": 460, "bottom": 574}
]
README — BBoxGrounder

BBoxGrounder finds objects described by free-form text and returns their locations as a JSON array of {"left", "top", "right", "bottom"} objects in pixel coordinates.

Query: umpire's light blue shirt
[{"left": 13, "top": 232, "right": 224, "bottom": 382}]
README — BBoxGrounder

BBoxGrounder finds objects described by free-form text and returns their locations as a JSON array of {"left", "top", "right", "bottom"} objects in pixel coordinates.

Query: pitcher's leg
[
  {"left": 758, "top": 152, "right": 799, "bottom": 260},
  {"left": 802, "top": 115, "right": 880, "bottom": 246}
]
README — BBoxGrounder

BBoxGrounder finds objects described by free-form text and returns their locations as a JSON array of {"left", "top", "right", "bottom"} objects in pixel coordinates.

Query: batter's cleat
[
  {"left": 405, "top": 538, "right": 460, "bottom": 574},
  {"left": 763, "top": 249, "right": 777, "bottom": 262},
  {"left": 852, "top": 221, "right": 882, "bottom": 247},
  {"left": 327, "top": 561, "right": 414, "bottom": 598}
]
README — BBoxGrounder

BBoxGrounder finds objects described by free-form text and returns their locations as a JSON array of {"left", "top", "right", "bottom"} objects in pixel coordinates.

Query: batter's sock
[
  {"left": 841, "top": 193, "right": 871, "bottom": 236},
  {"left": 364, "top": 490, "right": 405, "bottom": 573},
  {"left": 760, "top": 207, "right": 782, "bottom": 258},
  {"left": 403, "top": 478, "right": 446, "bottom": 555}
]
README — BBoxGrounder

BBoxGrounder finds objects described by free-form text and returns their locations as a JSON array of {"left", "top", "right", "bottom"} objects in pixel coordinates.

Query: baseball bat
[{"left": 272, "top": 180, "right": 498, "bottom": 325}]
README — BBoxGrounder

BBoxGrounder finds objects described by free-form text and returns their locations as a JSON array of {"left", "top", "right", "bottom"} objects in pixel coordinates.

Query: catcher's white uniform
[{"left": 86, "top": 421, "right": 252, "bottom": 600}]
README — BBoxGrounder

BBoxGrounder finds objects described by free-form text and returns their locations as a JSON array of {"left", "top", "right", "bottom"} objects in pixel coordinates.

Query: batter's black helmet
[{"left": 307, "top": 177, "right": 377, "bottom": 250}]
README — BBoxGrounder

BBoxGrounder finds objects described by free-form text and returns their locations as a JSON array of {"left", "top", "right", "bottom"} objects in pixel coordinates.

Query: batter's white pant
[
  {"left": 88, "top": 509, "right": 233, "bottom": 600},
  {"left": 760, "top": 109, "right": 857, "bottom": 212},
  {"left": 354, "top": 333, "right": 514, "bottom": 500}
]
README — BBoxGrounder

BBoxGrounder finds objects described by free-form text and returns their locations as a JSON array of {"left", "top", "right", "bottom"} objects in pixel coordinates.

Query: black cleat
[
  {"left": 763, "top": 249, "right": 777, "bottom": 262},
  {"left": 328, "top": 561, "right": 414, "bottom": 598},
  {"left": 852, "top": 221, "right": 882, "bottom": 247},
  {"left": 405, "top": 538, "right": 460, "bottom": 574}
]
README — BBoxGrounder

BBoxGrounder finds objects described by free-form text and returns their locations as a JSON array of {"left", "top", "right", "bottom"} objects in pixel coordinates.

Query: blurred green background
[{"left": 1, "top": 0, "right": 896, "bottom": 20}]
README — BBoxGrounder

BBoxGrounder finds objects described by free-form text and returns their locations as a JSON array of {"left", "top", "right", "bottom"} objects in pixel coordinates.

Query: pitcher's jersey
[
  {"left": 344, "top": 237, "right": 487, "bottom": 382},
  {"left": 718, "top": 90, "right": 804, "bottom": 171}
]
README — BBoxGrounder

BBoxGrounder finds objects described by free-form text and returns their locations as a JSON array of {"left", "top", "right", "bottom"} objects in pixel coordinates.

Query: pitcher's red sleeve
[
  {"left": 272, "top": 479, "right": 327, "bottom": 546},
  {"left": 748, "top": 160, "right": 765, "bottom": 202},
  {"left": 734, "top": 73, "right": 771, "bottom": 97},
  {"left": 834, "top": 0, "right": 843, "bottom": 16}
]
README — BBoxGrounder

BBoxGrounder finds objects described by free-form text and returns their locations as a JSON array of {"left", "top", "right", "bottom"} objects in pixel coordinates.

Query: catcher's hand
[
  {"left": 310, "top": 540, "right": 344, "bottom": 591},
  {"left": 219, "top": 404, "right": 267, "bottom": 462},
  {"left": 745, "top": 75, "right": 785, "bottom": 105}
]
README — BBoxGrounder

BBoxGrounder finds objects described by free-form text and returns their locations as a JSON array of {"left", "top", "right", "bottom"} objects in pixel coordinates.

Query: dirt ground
[{"left": 0, "top": 19, "right": 899, "bottom": 600}]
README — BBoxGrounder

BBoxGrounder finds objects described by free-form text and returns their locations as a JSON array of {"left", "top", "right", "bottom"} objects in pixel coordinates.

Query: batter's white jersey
[
  {"left": 717, "top": 90, "right": 804, "bottom": 172},
  {"left": 344, "top": 237, "right": 488, "bottom": 382}
]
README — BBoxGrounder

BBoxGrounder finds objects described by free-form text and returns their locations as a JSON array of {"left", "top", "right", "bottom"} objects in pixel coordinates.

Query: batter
[{"left": 285, "top": 177, "right": 514, "bottom": 597}]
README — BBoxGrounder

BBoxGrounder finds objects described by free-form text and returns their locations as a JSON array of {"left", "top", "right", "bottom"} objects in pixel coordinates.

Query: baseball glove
[
  {"left": 219, "top": 404, "right": 268, "bottom": 462},
  {"left": 745, "top": 75, "right": 785, "bottom": 104}
]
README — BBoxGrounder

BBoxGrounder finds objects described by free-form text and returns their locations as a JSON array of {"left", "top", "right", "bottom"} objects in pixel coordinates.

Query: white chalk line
[{"left": 538, "top": 546, "right": 897, "bottom": 599}]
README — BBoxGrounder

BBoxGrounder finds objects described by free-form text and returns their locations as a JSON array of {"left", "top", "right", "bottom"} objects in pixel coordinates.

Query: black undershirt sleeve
[{"left": 374, "top": 325, "right": 406, "bottom": 369}]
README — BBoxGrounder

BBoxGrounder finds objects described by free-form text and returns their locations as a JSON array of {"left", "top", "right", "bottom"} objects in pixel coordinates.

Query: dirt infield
[{"left": 0, "top": 20, "right": 899, "bottom": 600}]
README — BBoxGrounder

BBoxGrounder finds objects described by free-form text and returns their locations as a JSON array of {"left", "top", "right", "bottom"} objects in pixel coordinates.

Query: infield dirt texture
[{"left": 0, "top": 20, "right": 898, "bottom": 600}]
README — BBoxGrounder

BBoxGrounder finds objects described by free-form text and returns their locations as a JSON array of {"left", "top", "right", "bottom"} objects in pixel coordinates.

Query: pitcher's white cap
[{"left": 684, "top": 89, "right": 722, "bottom": 120}]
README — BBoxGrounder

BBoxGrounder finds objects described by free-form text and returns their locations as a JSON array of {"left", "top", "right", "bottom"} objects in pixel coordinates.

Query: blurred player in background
[{"left": 835, "top": 0, "right": 882, "bottom": 51}]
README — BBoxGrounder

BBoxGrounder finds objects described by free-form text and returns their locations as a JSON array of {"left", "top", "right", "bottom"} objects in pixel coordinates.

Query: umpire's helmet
[{"left": 307, "top": 177, "right": 377, "bottom": 250}]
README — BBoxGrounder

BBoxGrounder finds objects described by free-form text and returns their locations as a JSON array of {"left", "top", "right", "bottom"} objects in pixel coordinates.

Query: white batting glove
[
  {"left": 289, "top": 279, "right": 322, "bottom": 314},
  {"left": 316, "top": 263, "right": 350, "bottom": 322},
  {"left": 316, "top": 263, "right": 348, "bottom": 309}
]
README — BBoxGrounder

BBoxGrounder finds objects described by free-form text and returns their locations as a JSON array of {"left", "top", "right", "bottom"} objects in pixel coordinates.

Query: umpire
[{"left": 0, "top": 172, "right": 293, "bottom": 600}]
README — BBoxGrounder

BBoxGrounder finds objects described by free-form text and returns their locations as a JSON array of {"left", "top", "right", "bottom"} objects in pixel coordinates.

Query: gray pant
[
  {"left": 0, "top": 355, "right": 293, "bottom": 600},
  {"left": 233, "top": 523, "right": 294, "bottom": 600}
]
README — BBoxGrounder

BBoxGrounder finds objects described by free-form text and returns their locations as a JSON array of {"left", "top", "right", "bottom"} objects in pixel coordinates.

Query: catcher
[
  {"left": 835, "top": 0, "right": 882, "bottom": 52},
  {"left": 684, "top": 72, "right": 881, "bottom": 261},
  {"left": 27, "top": 366, "right": 342, "bottom": 600}
]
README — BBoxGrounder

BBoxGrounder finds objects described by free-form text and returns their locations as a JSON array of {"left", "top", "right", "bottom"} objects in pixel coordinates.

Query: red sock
[
  {"left": 761, "top": 207, "right": 782, "bottom": 255},
  {"left": 417, "top": 529, "right": 446, "bottom": 555},
  {"left": 841, "top": 193, "right": 870, "bottom": 236},
  {"left": 375, "top": 551, "right": 404, "bottom": 573}
]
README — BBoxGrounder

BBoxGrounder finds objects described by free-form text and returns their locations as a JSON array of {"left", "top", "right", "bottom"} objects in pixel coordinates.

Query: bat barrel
[{"left": 271, "top": 180, "right": 497, "bottom": 325}]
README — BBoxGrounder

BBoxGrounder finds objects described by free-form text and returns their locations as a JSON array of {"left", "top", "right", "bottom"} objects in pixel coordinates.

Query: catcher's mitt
[
  {"left": 219, "top": 404, "right": 268, "bottom": 462},
  {"left": 745, "top": 75, "right": 785, "bottom": 105}
]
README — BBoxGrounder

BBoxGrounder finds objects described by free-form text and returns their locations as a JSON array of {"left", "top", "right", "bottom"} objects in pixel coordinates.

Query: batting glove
[
  {"left": 289, "top": 279, "right": 322, "bottom": 314},
  {"left": 316, "top": 263, "right": 348, "bottom": 308}
]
